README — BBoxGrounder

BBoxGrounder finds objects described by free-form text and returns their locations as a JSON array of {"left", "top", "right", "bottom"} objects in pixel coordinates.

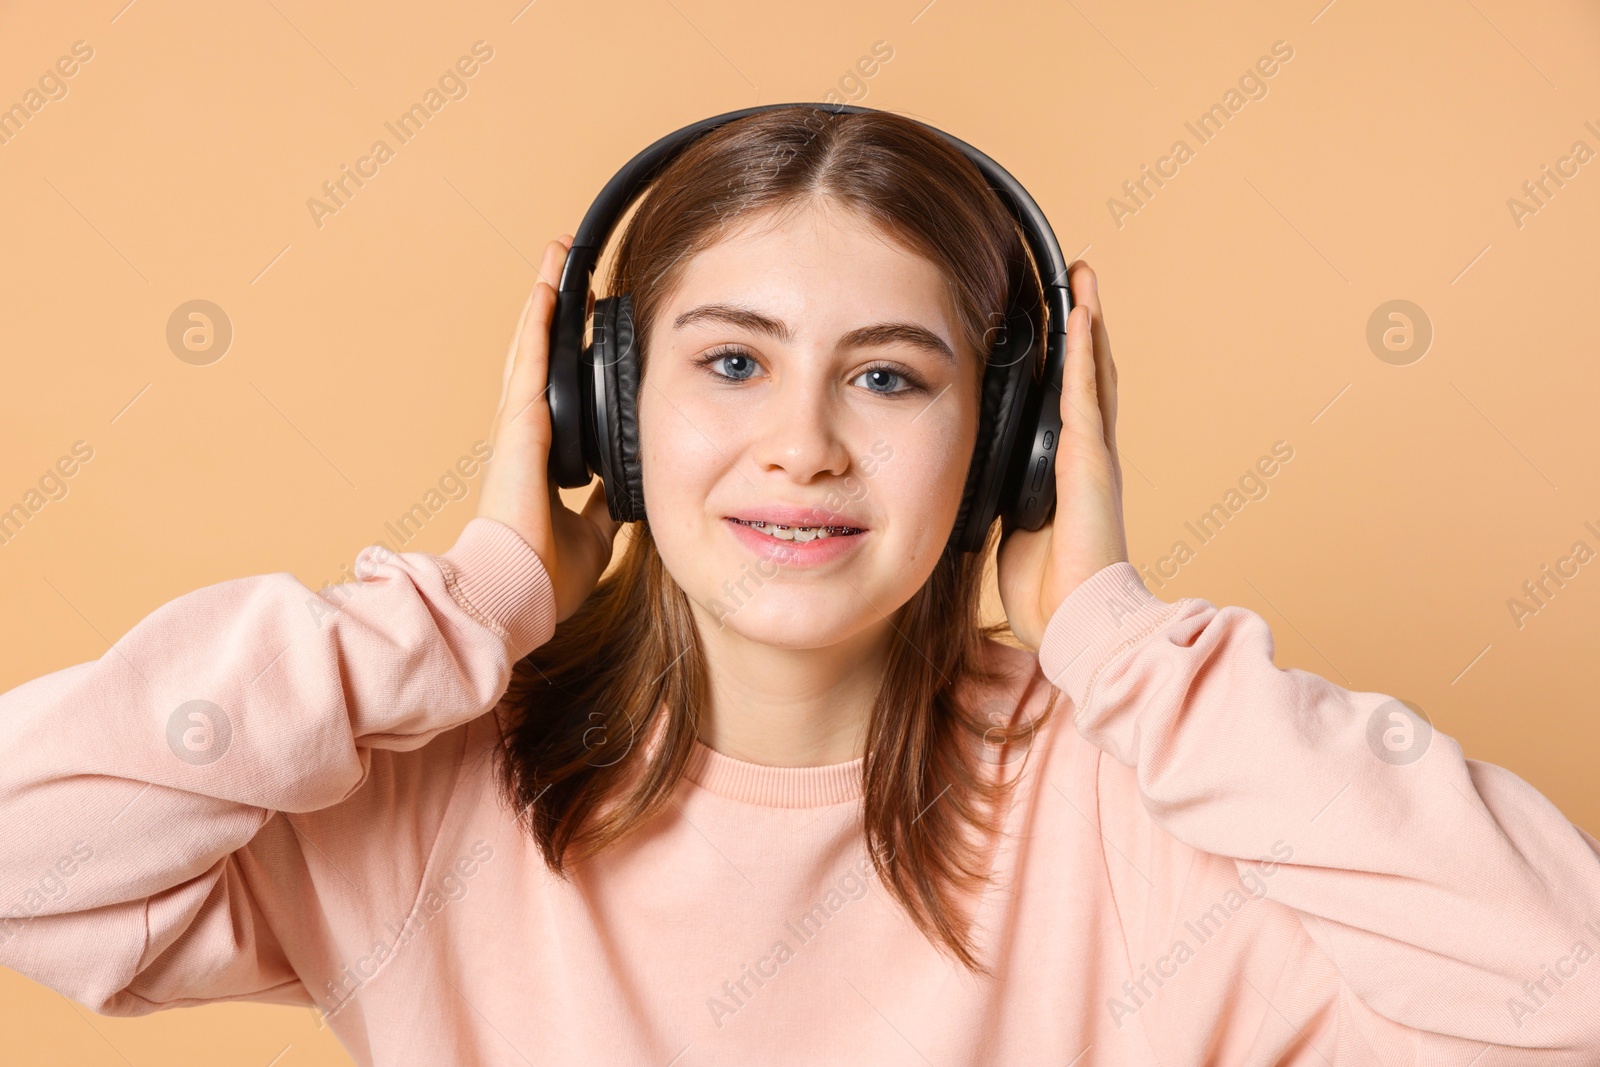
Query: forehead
[{"left": 661, "top": 202, "right": 960, "bottom": 345}]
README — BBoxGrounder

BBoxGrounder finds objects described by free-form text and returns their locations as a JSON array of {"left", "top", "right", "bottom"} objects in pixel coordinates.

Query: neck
[{"left": 692, "top": 613, "right": 894, "bottom": 767}]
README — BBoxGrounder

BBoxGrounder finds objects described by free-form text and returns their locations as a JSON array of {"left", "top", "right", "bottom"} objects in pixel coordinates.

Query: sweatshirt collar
[{"left": 683, "top": 738, "right": 864, "bottom": 807}]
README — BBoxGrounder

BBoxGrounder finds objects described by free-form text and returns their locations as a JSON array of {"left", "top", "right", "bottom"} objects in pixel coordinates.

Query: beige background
[{"left": 3, "top": 0, "right": 1599, "bottom": 1061}]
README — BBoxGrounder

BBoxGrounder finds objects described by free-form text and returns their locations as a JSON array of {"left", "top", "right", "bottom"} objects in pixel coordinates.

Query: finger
[
  {"left": 1060, "top": 303, "right": 1104, "bottom": 447},
  {"left": 499, "top": 283, "right": 541, "bottom": 414},
  {"left": 536, "top": 235, "right": 569, "bottom": 290},
  {"left": 508, "top": 280, "right": 555, "bottom": 420},
  {"left": 504, "top": 240, "right": 568, "bottom": 427},
  {"left": 499, "top": 239, "right": 566, "bottom": 412},
  {"left": 501, "top": 291, "right": 535, "bottom": 380},
  {"left": 1067, "top": 261, "right": 1118, "bottom": 450}
]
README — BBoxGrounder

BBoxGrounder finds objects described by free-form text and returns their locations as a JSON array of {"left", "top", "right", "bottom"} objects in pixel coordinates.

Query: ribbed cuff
[
  {"left": 1037, "top": 562, "right": 1183, "bottom": 716},
  {"left": 437, "top": 517, "right": 558, "bottom": 660}
]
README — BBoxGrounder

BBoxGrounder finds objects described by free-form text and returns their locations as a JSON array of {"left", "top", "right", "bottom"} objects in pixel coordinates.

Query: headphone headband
[{"left": 545, "top": 103, "right": 1070, "bottom": 553}]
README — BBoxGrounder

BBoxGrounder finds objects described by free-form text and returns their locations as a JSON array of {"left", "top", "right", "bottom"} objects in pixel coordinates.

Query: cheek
[
  {"left": 902, "top": 444, "right": 972, "bottom": 543},
  {"left": 897, "top": 403, "right": 978, "bottom": 509},
  {"left": 637, "top": 387, "right": 727, "bottom": 540},
  {"left": 864, "top": 424, "right": 973, "bottom": 551}
]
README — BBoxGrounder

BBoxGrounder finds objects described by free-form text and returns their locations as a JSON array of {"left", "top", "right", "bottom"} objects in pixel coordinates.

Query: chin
[{"left": 697, "top": 597, "right": 860, "bottom": 649}]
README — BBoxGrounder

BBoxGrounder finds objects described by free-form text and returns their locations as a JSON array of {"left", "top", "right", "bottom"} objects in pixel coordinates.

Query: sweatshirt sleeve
[
  {"left": 1038, "top": 562, "right": 1600, "bottom": 1064},
  {"left": 0, "top": 517, "right": 557, "bottom": 1015}
]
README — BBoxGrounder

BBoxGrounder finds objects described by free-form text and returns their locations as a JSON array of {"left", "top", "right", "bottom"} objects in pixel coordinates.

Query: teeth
[{"left": 734, "top": 519, "right": 859, "bottom": 541}]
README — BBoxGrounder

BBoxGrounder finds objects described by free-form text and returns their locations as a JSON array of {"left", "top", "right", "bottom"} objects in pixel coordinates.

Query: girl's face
[{"left": 637, "top": 199, "right": 982, "bottom": 649}]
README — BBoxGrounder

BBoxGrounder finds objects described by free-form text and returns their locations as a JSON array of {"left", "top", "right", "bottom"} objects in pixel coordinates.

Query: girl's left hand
[{"left": 997, "top": 261, "right": 1129, "bottom": 651}]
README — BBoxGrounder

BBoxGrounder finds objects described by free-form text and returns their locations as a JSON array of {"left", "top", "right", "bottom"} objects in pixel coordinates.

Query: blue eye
[
  {"left": 853, "top": 367, "right": 913, "bottom": 395},
  {"left": 695, "top": 345, "right": 762, "bottom": 381},
  {"left": 691, "top": 345, "right": 928, "bottom": 396}
]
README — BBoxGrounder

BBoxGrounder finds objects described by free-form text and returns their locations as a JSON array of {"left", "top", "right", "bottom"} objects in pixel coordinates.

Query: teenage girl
[{"left": 3, "top": 107, "right": 1598, "bottom": 1066}]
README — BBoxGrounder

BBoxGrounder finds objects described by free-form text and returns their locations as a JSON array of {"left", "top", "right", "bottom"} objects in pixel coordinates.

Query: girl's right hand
[{"left": 477, "top": 235, "right": 621, "bottom": 624}]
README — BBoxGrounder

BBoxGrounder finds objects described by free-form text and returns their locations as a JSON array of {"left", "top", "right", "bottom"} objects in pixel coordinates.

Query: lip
[
  {"left": 723, "top": 506, "right": 869, "bottom": 530},
  {"left": 724, "top": 517, "right": 868, "bottom": 568}
]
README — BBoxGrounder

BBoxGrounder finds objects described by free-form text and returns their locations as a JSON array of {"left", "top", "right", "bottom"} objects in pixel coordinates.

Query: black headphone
[{"left": 545, "top": 102, "right": 1072, "bottom": 554}]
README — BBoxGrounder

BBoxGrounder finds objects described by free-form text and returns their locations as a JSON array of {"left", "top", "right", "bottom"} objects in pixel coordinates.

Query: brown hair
[{"left": 489, "top": 106, "right": 1059, "bottom": 976}]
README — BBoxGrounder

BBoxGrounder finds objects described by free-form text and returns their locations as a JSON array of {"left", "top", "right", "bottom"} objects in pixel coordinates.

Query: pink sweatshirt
[{"left": 3, "top": 516, "right": 1599, "bottom": 1066}]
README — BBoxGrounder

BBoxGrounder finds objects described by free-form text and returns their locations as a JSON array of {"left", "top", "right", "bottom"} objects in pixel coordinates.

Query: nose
[{"left": 749, "top": 369, "right": 853, "bottom": 483}]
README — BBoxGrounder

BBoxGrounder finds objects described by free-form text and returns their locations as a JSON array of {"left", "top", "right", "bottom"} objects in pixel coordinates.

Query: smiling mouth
[{"left": 727, "top": 517, "right": 866, "bottom": 542}]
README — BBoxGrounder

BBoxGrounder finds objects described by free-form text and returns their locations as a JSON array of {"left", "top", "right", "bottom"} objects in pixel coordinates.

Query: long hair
[{"left": 489, "top": 106, "right": 1060, "bottom": 976}]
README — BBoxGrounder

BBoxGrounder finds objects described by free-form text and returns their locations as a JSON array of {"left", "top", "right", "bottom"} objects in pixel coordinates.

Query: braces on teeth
[{"left": 732, "top": 518, "right": 862, "bottom": 542}]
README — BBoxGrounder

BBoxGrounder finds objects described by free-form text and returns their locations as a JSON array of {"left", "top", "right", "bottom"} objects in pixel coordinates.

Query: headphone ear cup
[
  {"left": 999, "top": 326, "right": 1063, "bottom": 536},
  {"left": 594, "top": 292, "right": 646, "bottom": 523},
  {"left": 948, "top": 304, "right": 1037, "bottom": 554}
]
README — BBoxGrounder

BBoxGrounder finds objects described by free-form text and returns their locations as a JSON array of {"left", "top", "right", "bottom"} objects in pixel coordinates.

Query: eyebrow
[{"left": 672, "top": 302, "right": 956, "bottom": 366}]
